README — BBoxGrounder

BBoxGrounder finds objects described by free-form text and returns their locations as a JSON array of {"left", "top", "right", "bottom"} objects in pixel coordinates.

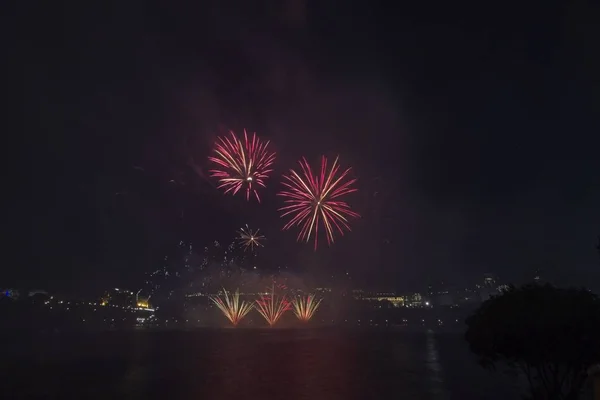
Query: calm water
[{"left": 1, "top": 329, "right": 523, "bottom": 399}]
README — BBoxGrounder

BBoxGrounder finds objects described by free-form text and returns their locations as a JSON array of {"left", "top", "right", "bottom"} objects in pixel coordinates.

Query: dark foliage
[{"left": 465, "top": 284, "right": 600, "bottom": 400}]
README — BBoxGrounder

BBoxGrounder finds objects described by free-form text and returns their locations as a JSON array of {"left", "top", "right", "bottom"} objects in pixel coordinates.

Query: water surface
[{"left": 1, "top": 329, "right": 522, "bottom": 399}]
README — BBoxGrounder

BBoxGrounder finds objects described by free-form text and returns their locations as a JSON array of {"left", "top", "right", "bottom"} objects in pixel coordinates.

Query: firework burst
[
  {"left": 208, "top": 129, "right": 276, "bottom": 202},
  {"left": 292, "top": 294, "right": 322, "bottom": 322},
  {"left": 278, "top": 156, "right": 360, "bottom": 250},
  {"left": 210, "top": 288, "right": 254, "bottom": 326},
  {"left": 255, "top": 285, "right": 291, "bottom": 327},
  {"left": 237, "top": 224, "right": 265, "bottom": 251}
]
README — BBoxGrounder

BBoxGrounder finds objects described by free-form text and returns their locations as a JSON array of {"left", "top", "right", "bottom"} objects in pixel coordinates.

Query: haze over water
[{"left": 2, "top": 329, "right": 523, "bottom": 399}]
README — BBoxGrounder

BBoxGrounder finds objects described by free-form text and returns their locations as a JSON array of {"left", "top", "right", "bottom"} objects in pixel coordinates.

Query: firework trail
[
  {"left": 255, "top": 285, "right": 291, "bottom": 327},
  {"left": 278, "top": 155, "right": 360, "bottom": 250},
  {"left": 210, "top": 288, "right": 254, "bottom": 326},
  {"left": 292, "top": 294, "right": 322, "bottom": 322},
  {"left": 208, "top": 129, "right": 276, "bottom": 202},
  {"left": 237, "top": 224, "right": 265, "bottom": 251}
]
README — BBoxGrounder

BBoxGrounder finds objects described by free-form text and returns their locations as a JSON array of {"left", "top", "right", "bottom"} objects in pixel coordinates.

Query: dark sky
[{"left": 4, "top": 0, "right": 600, "bottom": 293}]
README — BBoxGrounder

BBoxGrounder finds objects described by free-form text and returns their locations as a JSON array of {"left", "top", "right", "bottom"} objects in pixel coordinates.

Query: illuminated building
[
  {"left": 483, "top": 273, "right": 497, "bottom": 288},
  {"left": 100, "top": 288, "right": 135, "bottom": 308},
  {"left": 135, "top": 289, "right": 152, "bottom": 310},
  {"left": 361, "top": 295, "right": 405, "bottom": 307},
  {"left": 403, "top": 293, "right": 424, "bottom": 307},
  {"left": 474, "top": 273, "right": 502, "bottom": 301}
]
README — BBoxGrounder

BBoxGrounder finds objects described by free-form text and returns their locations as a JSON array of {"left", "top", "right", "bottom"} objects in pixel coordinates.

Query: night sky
[{"left": 5, "top": 0, "right": 599, "bottom": 294}]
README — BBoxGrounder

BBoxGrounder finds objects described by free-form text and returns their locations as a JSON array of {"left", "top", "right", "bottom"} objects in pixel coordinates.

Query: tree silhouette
[{"left": 465, "top": 284, "right": 600, "bottom": 400}]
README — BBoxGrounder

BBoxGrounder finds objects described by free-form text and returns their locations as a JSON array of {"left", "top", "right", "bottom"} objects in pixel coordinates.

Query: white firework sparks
[{"left": 237, "top": 224, "right": 265, "bottom": 251}]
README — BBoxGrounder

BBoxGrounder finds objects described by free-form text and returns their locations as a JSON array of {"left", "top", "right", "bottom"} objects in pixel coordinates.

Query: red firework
[
  {"left": 255, "top": 285, "right": 291, "bottom": 327},
  {"left": 208, "top": 129, "right": 276, "bottom": 202},
  {"left": 278, "top": 156, "right": 360, "bottom": 250}
]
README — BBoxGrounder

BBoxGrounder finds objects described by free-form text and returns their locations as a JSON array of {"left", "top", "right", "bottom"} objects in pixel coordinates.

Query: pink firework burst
[
  {"left": 278, "top": 155, "right": 360, "bottom": 250},
  {"left": 208, "top": 129, "right": 276, "bottom": 202}
]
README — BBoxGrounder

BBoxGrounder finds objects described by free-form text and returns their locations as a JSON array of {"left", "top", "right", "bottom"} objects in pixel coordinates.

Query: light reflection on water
[
  {"left": 425, "top": 329, "right": 450, "bottom": 400},
  {"left": 2, "top": 329, "right": 522, "bottom": 399}
]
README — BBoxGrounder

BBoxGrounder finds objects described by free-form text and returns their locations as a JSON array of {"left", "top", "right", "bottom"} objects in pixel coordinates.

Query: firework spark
[
  {"left": 210, "top": 288, "right": 254, "bottom": 326},
  {"left": 255, "top": 285, "right": 291, "bottom": 327},
  {"left": 278, "top": 156, "right": 360, "bottom": 250},
  {"left": 292, "top": 294, "right": 322, "bottom": 322},
  {"left": 237, "top": 224, "right": 265, "bottom": 251},
  {"left": 208, "top": 129, "right": 276, "bottom": 202}
]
